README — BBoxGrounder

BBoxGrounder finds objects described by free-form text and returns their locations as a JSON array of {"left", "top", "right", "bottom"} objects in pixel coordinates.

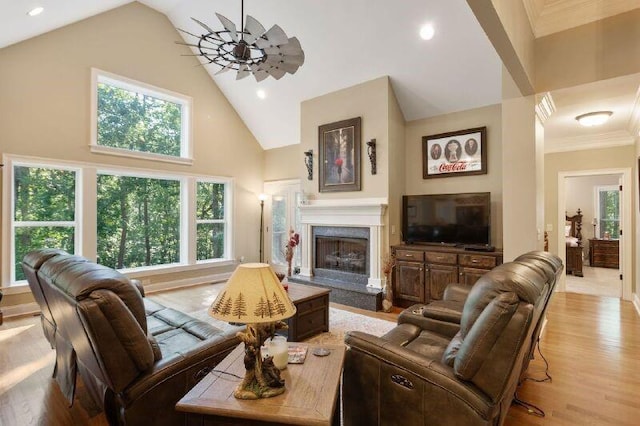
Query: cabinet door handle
[
  {"left": 405, "top": 254, "right": 413, "bottom": 257},
  {"left": 471, "top": 259, "right": 479, "bottom": 263},
  {"left": 459, "top": 272, "right": 463, "bottom": 276}
]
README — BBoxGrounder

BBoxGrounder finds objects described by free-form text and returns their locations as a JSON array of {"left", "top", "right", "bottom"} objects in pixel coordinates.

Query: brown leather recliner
[
  {"left": 398, "top": 251, "right": 562, "bottom": 381},
  {"left": 22, "top": 248, "right": 68, "bottom": 347},
  {"left": 24, "top": 250, "right": 240, "bottom": 426},
  {"left": 343, "top": 256, "right": 553, "bottom": 426}
]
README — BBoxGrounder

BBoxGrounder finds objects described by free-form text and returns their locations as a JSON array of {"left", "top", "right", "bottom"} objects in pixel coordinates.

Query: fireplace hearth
[{"left": 290, "top": 199, "right": 387, "bottom": 311}]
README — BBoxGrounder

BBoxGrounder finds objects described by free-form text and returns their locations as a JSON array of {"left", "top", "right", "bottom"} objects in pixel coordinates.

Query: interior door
[{"left": 264, "top": 180, "right": 301, "bottom": 273}]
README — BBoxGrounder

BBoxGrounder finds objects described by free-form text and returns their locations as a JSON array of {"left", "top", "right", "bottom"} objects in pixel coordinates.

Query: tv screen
[{"left": 402, "top": 192, "right": 490, "bottom": 246}]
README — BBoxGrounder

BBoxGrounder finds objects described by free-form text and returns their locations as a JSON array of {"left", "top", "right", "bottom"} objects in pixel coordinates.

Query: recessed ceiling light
[
  {"left": 256, "top": 89, "right": 266, "bottom": 99},
  {"left": 575, "top": 111, "right": 613, "bottom": 127},
  {"left": 419, "top": 23, "right": 435, "bottom": 41},
  {"left": 28, "top": 7, "right": 44, "bottom": 17}
]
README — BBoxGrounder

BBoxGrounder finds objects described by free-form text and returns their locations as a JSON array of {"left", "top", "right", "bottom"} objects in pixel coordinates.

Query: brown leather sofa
[
  {"left": 23, "top": 250, "right": 240, "bottom": 426},
  {"left": 343, "top": 252, "right": 560, "bottom": 426}
]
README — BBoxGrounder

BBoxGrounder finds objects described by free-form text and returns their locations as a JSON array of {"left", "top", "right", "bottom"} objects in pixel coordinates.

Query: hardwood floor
[{"left": 1, "top": 285, "right": 638, "bottom": 425}]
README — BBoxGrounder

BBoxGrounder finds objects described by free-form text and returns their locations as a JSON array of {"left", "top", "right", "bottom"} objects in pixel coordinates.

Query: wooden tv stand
[{"left": 391, "top": 244, "right": 503, "bottom": 308}]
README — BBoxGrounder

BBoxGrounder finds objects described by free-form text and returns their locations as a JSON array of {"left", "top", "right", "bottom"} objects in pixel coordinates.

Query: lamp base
[{"left": 234, "top": 322, "right": 288, "bottom": 400}]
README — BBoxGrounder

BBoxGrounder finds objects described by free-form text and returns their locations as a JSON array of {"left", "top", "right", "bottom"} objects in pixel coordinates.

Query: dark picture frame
[
  {"left": 422, "top": 126, "right": 487, "bottom": 179},
  {"left": 319, "top": 117, "right": 361, "bottom": 192}
]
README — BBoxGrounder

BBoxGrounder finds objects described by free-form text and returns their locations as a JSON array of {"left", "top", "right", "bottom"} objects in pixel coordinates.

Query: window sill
[
  {"left": 124, "top": 259, "right": 236, "bottom": 278},
  {"left": 2, "top": 260, "right": 236, "bottom": 290},
  {"left": 90, "top": 145, "right": 194, "bottom": 166}
]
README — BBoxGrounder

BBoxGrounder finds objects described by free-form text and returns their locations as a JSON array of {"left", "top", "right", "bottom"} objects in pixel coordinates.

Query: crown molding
[
  {"left": 545, "top": 130, "right": 634, "bottom": 153},
  {"left": 535, "top": 92, "right": 556, "bottom": 124}
]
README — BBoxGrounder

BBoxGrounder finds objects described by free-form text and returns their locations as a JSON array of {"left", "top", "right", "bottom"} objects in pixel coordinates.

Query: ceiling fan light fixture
[
  {"left": 176, "top": 0, "right": 304, "bottom": 82},
  {"left": 575, "top": 111, "right": 612, "bottom": 127}
]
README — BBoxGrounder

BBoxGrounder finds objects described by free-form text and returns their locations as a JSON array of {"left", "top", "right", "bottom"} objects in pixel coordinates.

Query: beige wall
[
  {"left": 264, "top": 145, "right": 300, "bottom": 182},
  {"left": 545, "top": 145, "right": 636, "bottom": 291},
  {"left": 0, "top": 3, "right": 264, "bottom": 307},
  {"left": 467, "top": 0, "right": 535, "bottom": 95},
  {"left": 405, "top": 104, "right": 503, "bottom": 248},
  {"left": 536, "top": 9, "right": 640, "bottom": 92},
  {"left": 502, "top": 67, "right": 538, "bottom": 260},
  {"left": 300, "top": 76, "right": 391, "bottom": 201},
  {"left": 387, "top": 83, "right": 406, "bottom": 248}
]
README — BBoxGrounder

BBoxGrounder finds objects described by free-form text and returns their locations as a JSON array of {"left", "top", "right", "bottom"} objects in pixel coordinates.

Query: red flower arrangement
[{"left": 285, "top": 229, "right": 300, "bottom": 277}]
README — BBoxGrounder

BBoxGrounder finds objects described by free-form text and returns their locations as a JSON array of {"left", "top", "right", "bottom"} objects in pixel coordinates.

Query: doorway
[
  {"left": 556, "top": 168, "right": 632, "bottom": 300},
  {"left": 263, "top": 179, "right": 301, "bottom": 274}
]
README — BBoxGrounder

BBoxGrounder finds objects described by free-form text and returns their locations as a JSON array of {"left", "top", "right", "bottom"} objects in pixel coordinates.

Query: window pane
[
  {"left": 15, "top": 227, "right": 74, "bottom": 281},
  {"left": 97, "top": 175, "right": 180, "bottom": 269},
  {"left": 599, "top": 189, "right": 620, "bottom": 239},
  {"left": 271, "top": 196, "right": 287, "bottom": 265},
  {"left": 197, "top": 182, "right": 225, "bottom": 220},
  {"left": 197, "top": 223, "right": 225, "bottom": 260},
  {"left": 97, "top": 82, "right": 182, "bottom": 157},
  {"left": 14, "top": 166, "right": 76, "bottom": 221}
]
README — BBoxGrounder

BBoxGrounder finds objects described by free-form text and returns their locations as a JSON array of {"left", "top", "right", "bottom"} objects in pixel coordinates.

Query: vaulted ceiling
[{"left": 1, "top": 1, "right": 639, "bottom": 151}]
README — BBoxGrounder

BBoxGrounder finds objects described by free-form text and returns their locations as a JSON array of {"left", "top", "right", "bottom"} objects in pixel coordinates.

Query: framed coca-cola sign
[{"left": 422, "top": 126, "right": 487, "bottom": 179}]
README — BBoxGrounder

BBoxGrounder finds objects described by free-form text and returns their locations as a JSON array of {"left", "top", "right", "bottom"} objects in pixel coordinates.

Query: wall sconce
[
  {"left": 303, "top": 149, "right": 313, "bottom": 180},
  {"left": 366, "top": 139, "right": 377, "bottom": 175}
]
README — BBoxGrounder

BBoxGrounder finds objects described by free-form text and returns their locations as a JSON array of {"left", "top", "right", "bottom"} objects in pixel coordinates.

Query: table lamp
[{"left": 209, "top": 263, "right": 296, "bottom": 399}]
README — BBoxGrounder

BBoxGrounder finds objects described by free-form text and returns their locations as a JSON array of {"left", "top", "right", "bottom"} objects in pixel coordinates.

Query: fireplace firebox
[{"left": 312, "top": 226, "right": 369, "bottom": 286}]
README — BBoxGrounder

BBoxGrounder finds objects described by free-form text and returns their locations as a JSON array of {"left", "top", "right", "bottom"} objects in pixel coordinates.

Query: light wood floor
[{"left": 1, "top": 285, "right": 639, "bottom": 425}]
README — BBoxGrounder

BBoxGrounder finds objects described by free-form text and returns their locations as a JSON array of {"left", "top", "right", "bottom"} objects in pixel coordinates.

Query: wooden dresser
[
  {"left": 391, "top": 244, "right": 503, "bottom": 308},
  {"left": 588, "top": 239, "right": 619, "bottom": 269}
]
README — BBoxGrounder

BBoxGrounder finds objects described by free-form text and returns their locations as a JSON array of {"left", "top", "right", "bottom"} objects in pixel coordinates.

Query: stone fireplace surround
[{"left": 289, "top": 198, "right": 387, "bottom": 311}]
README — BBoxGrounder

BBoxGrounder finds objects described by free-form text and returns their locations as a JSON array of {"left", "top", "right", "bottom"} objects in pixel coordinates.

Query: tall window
[
  {"left": 196, "top": 181, "right": 228, "bottom": 261},
  {"left": 597, "top": 186, "right": 620, "bottom": 239},
  {"left": 92, "top": 69, "right": 192, "bottom": 162},
  {"left": 4, "top": 156, "right": 232, "bottom": 286},
  {"left": 12, "top": 165, "right": 77, "bottom": 281},
  {"left": 97, "top": 174, "right": 181, "bottom": 269}
]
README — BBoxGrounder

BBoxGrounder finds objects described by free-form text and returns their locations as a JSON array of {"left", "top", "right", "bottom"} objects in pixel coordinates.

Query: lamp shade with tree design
[{"left": 209, "top": 263, "right": 296, "bottom": 399}]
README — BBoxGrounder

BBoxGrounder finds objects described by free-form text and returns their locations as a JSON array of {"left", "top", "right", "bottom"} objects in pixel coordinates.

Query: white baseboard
[
  {"left": 2, "top": 302, "right": 40, "bottom": 319},
  {"left": 144, "top": 272, "right": 232, "bottom": 294},
  {"left": 633, "top": 294, "right": 640, "bottom": 317}
]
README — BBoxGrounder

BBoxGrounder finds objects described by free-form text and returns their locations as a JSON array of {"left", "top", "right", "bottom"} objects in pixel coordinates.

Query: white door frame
[
  {"left": 263, "top": 179, "right": 301, "bottom": 271},
  {"left": 557, "top": 168, "right": 631, "bottom": 300}
]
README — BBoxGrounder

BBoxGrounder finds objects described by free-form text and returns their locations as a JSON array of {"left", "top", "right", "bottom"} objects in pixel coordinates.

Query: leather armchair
[
  {"left": 343, "top": 256, "right": 554, "bottom": 426},
  {"left": 23, "top": 250, "right": 240, "bottom": 426}
]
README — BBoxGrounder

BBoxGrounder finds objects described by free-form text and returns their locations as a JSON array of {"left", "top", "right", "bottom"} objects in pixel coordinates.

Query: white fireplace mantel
[{"left": 298, "top": 198, "right": 388, "bottom": 289}]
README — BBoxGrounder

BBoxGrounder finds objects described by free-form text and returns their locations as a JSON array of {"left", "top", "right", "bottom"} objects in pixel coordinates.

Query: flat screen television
[{"left": 402, "top": 192, "right": 491, "bottom": 246}]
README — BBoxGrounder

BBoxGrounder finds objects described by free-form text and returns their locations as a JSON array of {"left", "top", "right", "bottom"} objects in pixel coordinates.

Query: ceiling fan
[{"left": 176, "top": 0, "right": 305, "bottom": 82}]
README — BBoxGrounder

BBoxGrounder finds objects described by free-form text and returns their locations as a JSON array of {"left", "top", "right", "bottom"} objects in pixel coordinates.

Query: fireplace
[
  {"left": 313, "top": 226, "right": 369, "bottom": 285},
  {"left": 288, "top": 198, "right": 387, "bottom": 311}
]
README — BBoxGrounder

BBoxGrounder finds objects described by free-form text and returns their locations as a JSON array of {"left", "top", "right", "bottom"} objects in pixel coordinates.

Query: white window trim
[
  {"left": 90, "top": 68, "right": 194, "bottom": 163},
  {"left": 2, "top": 154, "right": 233, "bottom": 287},
  {"left": 5, "top": 158, "right": 82, "bottom": 286},
  {"left": 195, "top": 178, "right": 233, "bottom": 263}
]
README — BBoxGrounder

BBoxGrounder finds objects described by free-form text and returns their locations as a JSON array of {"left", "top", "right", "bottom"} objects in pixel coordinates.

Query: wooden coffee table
[
  {"left": 176, "top": 343, "right": 346, "bottom": 425},
  {"left": 284, "top": 282, "right": 331, "bottom": 341}
]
